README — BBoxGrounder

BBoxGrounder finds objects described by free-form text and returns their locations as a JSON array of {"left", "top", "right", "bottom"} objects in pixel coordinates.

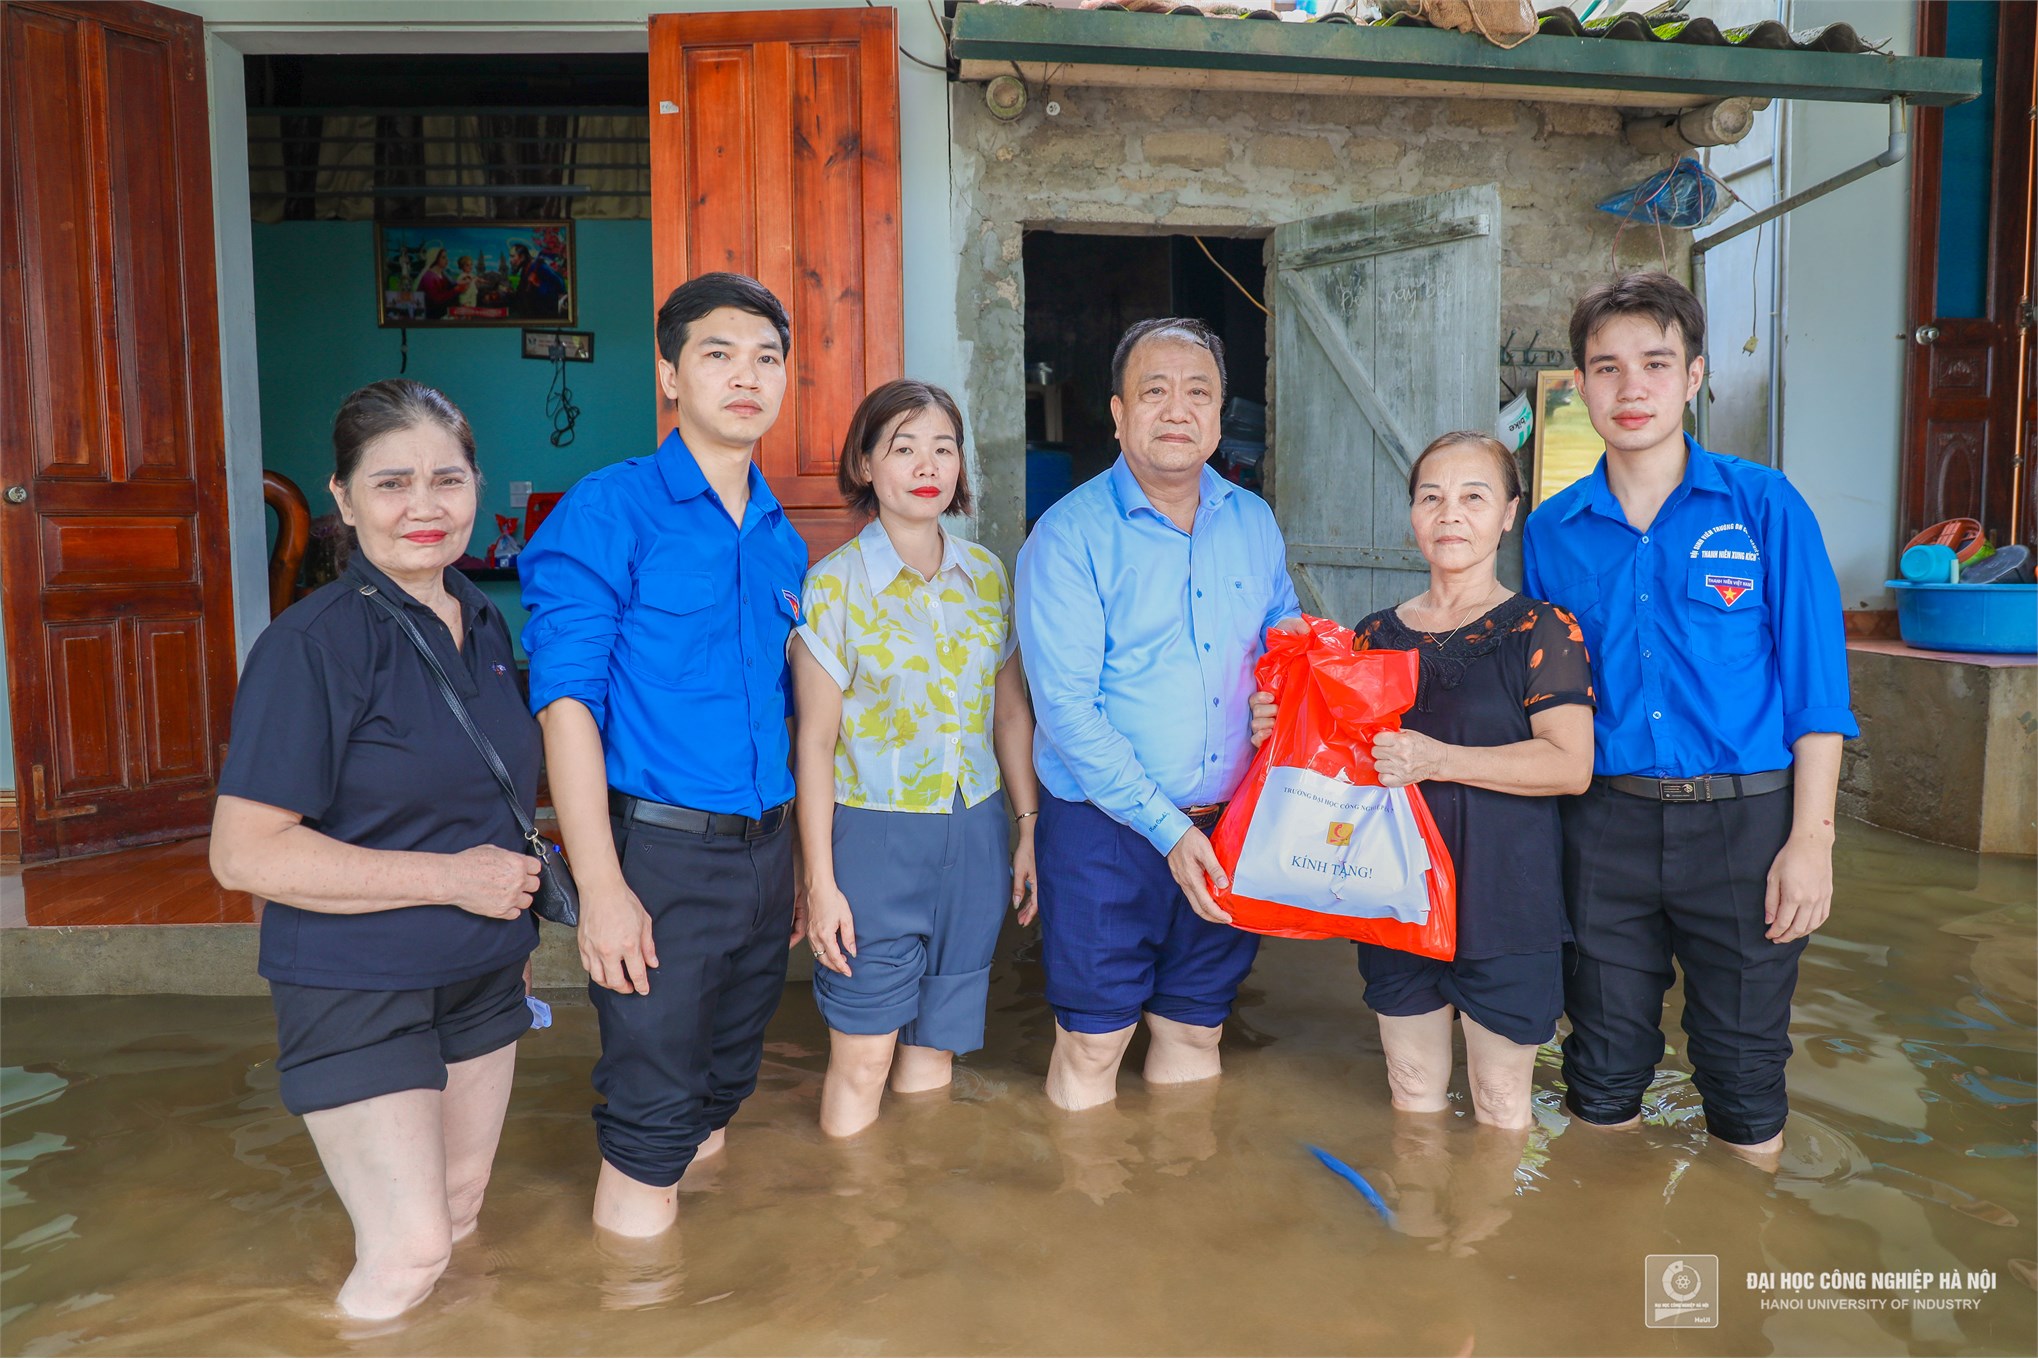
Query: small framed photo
[
  {"left": 1530, "top": 369, "right": 1603, "bottom": 507},
  {"left": 522, "top": 329, "right": 594, "bottom": 363},
  {"left": 376, "top": 221, "right": 574, "bottom": 328}
]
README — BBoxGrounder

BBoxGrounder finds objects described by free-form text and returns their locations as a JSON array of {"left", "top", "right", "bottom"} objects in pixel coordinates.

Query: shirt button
[
  {"left": 1212, "top": 699, "right": 1220, "bottom": 707},
  {"left": 1641, "top": 535, "right": 1650, "bottom": 544},
  {"left": 1652, "top": 710, "right": 1663, "bottom": 720},
  {"left": 1203, "top": 643, "right": 1211, "bottom": 651},
  {"left": 1643, "top": 649, "right": 1653, "bottom": 658},
  {"left": 1210, "top": 754, "right": 1219, "bottom": 763},
  {"left": 1639, "top": 593, "right": 1649, "bottom": 602},
  {"left": 1196, "top": 589, "right": 1203, "bottom": 598}
]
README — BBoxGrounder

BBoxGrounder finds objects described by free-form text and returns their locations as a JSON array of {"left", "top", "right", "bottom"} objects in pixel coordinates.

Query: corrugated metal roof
[{"left": 989, "top": 2, "right": 1884, "bottom": 56}]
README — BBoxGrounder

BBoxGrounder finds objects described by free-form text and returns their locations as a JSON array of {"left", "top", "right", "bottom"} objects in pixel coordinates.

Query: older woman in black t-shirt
[
  {"left": 210, "top": 380, "right": 540, "bottom": 1319},
  {"left": 1252, "top": 432, "right": 1594, "bottom": 1131}
]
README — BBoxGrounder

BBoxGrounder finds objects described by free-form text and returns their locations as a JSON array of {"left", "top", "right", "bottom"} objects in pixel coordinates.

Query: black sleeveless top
[{"left": 1351, "top": 594, "right": 1594, "bottom": 958}]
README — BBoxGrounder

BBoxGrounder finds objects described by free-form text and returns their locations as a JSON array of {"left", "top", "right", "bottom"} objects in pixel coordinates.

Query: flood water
[{"left": 2, "top": 818, "right": 2033, "bottom": 1357}]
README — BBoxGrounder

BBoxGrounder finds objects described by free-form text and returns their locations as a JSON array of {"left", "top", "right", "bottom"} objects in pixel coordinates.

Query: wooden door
[
  {"left": 1901, "top": 0, "right": 2037, "bottom": 549},
  {"left": 1, "top": 0, "right": 238, "bottom": 861},
  {"left": 1271, "top": 186, "right": 1502, "bottom": 622},
  {"left": 649, "top": 7, "right": 903, "bottom": 560}
]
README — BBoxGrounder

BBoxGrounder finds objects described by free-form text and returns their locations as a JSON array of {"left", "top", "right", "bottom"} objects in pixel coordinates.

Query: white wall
[
  {"left": 176, "top": 0, "right": 960, "bottom": 652},
  {"left": 1773, "top": 0, "right": 1916, "bottom": 608}
]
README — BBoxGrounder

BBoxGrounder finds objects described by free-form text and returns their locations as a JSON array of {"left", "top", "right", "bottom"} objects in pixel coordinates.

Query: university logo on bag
[
  {"left": 1706, "top": 574, "right": 1754, "bottom": 606},
  {"left": 1326, "top": 821, "right": 1354, "bottom": 847}
]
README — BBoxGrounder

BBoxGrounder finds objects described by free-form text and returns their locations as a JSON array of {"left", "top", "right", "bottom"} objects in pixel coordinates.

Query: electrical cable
[
  {"left": 546, "top": 344, "right": 579, "bottom": 447},
  {"left": 1193, "top": 236, "right": 1270, "bottom": 318}
]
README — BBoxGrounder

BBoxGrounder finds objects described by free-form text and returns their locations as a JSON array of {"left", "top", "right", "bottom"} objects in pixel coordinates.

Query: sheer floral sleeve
[{"left": 1522, "top": 603, "right": 1595, "bottom": 715}]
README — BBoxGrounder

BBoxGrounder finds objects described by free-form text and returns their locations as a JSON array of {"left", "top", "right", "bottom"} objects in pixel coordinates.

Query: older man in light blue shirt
[{"left": 1018, "top": 317, "right": 1301, "bottom": 1111}]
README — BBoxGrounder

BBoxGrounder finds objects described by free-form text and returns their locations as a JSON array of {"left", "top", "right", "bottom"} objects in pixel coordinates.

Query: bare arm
[
  {"left": 538, "top": 696, "right": 657, "bottom": 994},
  {"left": 1371, "top": 705, "right": 1595, "bottom": 797},
  {"left": 991, "top": 650, "right": 1040, "bottom": 925},
  {"left": 791, "top": 639, "right": 857, "bottom": 974},
  {"left": 210, "top": 795, "right": 536, "bottom": 919},
  {"left": 1765, "top": 730, "right": 1843, "bottom": 942}
]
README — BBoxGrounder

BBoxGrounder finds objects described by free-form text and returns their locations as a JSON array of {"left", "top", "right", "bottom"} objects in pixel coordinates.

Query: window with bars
[{"left": 247, "top": 108, "right": 650, "bottom": 222}]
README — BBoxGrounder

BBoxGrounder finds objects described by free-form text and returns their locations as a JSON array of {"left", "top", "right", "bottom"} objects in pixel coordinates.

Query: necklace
[{"left": 1417, "top": 584, "right": 1507, "bottom": 649}]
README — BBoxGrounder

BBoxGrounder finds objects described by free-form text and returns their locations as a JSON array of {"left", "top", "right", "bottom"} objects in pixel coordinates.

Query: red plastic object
[{"left": 1209, "top": 615, "right": 1458, "bottom": 959}]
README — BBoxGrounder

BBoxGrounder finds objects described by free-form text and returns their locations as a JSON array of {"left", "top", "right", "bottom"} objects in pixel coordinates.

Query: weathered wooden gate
[{"left": 1270, "top": 185, "right": 1503, "bottom": 623}]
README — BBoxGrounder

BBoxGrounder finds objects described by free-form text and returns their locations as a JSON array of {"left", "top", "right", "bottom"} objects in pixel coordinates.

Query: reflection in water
[{"left": 0, "top": 821, "right": 2032, "bottom": 1356}]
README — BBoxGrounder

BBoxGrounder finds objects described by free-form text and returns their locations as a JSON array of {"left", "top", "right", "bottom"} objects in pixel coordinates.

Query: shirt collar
[
  {"left": 1561, "top": 433, "right": 1726, "bottom": 523},
  {"left": 855, "top": 516, "right": 982, "bottom": 587},
  {"left": 345, "top": 551, "right": 489, "bottom": 629},
  {"left": 653, "top": 428, "right": 782, "bottom": 522},
  {"left": 1106, "top": 454, "right": 1235, "bottom": 525}
]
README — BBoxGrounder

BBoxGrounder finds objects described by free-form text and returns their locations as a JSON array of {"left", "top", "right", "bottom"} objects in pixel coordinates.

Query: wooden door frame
[{"left": 1900, "top": 0, "right": 2037, "bottom": 548}]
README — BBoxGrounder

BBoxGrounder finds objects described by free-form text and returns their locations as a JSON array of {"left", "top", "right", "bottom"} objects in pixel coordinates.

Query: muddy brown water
[{"left": 2, "top": 820, "right": 2033, "bottom": 1357}]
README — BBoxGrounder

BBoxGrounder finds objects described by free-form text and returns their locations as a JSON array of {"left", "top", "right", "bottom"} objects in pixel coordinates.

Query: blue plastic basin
[{"left": 1885, "top": 581, "right": 2037, "bottom": 654}]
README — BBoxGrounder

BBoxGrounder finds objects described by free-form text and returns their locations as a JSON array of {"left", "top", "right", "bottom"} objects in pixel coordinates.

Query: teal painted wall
[{"left": 253, "top": 220, "right": 658, "bottom": 649}]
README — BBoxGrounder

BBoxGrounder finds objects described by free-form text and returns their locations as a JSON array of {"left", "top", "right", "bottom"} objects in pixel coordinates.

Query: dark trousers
[
  {"left": 1559, "top": 782, "right": 1802, "bottom": 1146},
  {"left": 589, "top": 811, "right": 794, "bottom": 1186}
]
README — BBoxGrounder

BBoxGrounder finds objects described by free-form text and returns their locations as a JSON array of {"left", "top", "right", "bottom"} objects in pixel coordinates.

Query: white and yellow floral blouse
[{"left": 797, "top": 518, "right": 1014, "bottom": 813}]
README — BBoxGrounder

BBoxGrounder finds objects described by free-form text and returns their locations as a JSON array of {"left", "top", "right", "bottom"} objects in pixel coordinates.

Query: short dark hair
[
  {"left": 656, "top": 272, "right": 792, "bottom": 365},
  {"left": 1569, "top": 270, "right": 1706, "bottom": 368},
  {"left": 331, "top": 379, "right": 477, "bottom": 486},
  {"left": 1110, "top": 316, "right": 1227, "bottom": 403},
  {"left": 1406, "top": 430, "right": 1522, "bottom": 504},
  {"left": 838, "top": 379, "right": 972, "bottom": 517}
]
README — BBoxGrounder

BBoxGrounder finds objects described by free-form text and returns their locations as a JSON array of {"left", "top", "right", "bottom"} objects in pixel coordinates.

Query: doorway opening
[
  {"left": 1021, "top": 230, "right": 1269, "bottom": 526},
  {"left": 243, "top": 52, "right": 653, "bottom": 656}
]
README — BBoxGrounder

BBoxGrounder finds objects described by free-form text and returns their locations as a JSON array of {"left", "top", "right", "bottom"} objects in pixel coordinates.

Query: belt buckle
[
  {"left": 1661, "top": 779, "right": 1701, "bottom": 803},
  {"left": 748, "top": 803, "right": 788, "bottom": 839}
]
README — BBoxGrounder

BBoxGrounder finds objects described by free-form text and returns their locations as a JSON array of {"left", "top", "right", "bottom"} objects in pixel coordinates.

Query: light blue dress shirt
[{"left": 1016, "top": 457, "right": 1302, "bottom": 855}]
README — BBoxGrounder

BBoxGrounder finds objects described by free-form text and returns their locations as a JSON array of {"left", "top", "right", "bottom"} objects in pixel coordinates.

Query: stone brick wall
[{"left": 949, "top": 83, "right": 1691, "bottom": 566}]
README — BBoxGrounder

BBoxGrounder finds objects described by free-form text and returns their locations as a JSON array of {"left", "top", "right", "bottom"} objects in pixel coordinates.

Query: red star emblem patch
[{"left": 1706, "top": 574, "right": 1754, "bottom": 606}]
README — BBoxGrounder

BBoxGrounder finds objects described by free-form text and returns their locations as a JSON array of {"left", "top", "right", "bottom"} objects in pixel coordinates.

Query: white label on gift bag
[{"left": 1228, "top": 766, "right": 1432, "bottom": 923}]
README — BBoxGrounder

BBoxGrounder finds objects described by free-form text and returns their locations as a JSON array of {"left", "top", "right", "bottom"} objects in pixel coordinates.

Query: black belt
[
  {"left": 1182, "top": 802, "right": 1227, "bottom": 831},
  {"left": 1600, "top": 770, "right": 1792, "bottom": 802},
  {"left": 608, "top": 789, "right": 791, "bottom": 839}
]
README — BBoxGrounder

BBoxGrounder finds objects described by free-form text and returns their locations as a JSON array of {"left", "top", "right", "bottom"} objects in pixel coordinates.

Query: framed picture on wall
[
  {"left": 376, "top": 221, "right": 575, "bottom": 328},
  {"left": 1530, "top": 369, "right": 1604, "bottom": 508}
]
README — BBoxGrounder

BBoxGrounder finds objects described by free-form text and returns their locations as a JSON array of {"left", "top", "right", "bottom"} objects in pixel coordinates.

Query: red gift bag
[{"left": 1210, "top": 615, "right": 1458, "bottom": 959}]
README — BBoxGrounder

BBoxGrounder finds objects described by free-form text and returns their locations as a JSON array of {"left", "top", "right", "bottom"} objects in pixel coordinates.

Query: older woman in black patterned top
[{"left": 1252, "top": 431, "right": 1595, "bottom": 1130}]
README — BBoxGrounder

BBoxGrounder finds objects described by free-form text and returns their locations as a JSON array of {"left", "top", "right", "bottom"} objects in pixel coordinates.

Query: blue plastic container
[{"left": 1886, "top": 581, "right": 2038, "bottom": 654}]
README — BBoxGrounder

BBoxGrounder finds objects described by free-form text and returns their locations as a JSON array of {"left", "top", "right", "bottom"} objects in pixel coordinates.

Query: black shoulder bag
[{"left": 360, "top": 584, "right": 579, "bottom": 927}]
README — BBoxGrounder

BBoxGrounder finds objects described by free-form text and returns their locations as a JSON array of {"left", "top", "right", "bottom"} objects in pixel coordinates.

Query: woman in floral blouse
[{"left": 792, "top": 379, "right": 1041, "bottom": 1137}]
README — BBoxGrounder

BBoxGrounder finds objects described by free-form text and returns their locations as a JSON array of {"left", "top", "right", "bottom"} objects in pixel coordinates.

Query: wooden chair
[{"left": 262, "top": 470, "right": 311, "bottom": 619}]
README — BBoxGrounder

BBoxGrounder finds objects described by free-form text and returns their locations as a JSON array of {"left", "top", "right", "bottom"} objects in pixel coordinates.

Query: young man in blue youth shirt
[
  {"left": 519, "top": 274, "right": 808, "bottom": 1236},
  {"left": 1018, "top": 318, "right": 1302, "bottom": 1111},
  {"left": 1523, "top": 272, "right": 1858, "bottom": 1161}
]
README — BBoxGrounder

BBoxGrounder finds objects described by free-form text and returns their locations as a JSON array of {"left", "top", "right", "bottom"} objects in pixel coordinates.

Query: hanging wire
[
  {"left": 398, "top": 326, "right": 409, "bottom": 374},
  {"left": 1192, "top": 236, "right": 1270, "bottom": 318},
  {"left": 866, "top": 0, "right": 947, "bottom": 73},
  {"left": 547, "top": 345, "right": 580, "bottom": 447}
]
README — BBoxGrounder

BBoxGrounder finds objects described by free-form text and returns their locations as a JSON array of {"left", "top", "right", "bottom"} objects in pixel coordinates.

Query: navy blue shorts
[
  {"left": 270, "top": 960, "right": 528, "bottom": 1116},
  {"left": 813, "top": 790, "right": 1010, "bottom": 1054},
  {"left": 1355, "top": 944, "right": 1563, "bottom": 1048},
  {"left": 1035, "top": 794, "right": 1260, "bottom": 1034}
]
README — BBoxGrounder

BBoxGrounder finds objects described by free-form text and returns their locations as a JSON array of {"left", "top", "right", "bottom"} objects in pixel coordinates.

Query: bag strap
[{"left": 359, "top": 584, "right": 541, "bottom": 847}]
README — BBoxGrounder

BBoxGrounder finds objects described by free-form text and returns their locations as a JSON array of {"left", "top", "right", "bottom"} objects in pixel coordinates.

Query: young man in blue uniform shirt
[
  {"left": 1523, "top": 271, "right": 1858, "bottom": 1161},
  {"left": 519, "top": 273, "right": 808, "bottom": 1236}
]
